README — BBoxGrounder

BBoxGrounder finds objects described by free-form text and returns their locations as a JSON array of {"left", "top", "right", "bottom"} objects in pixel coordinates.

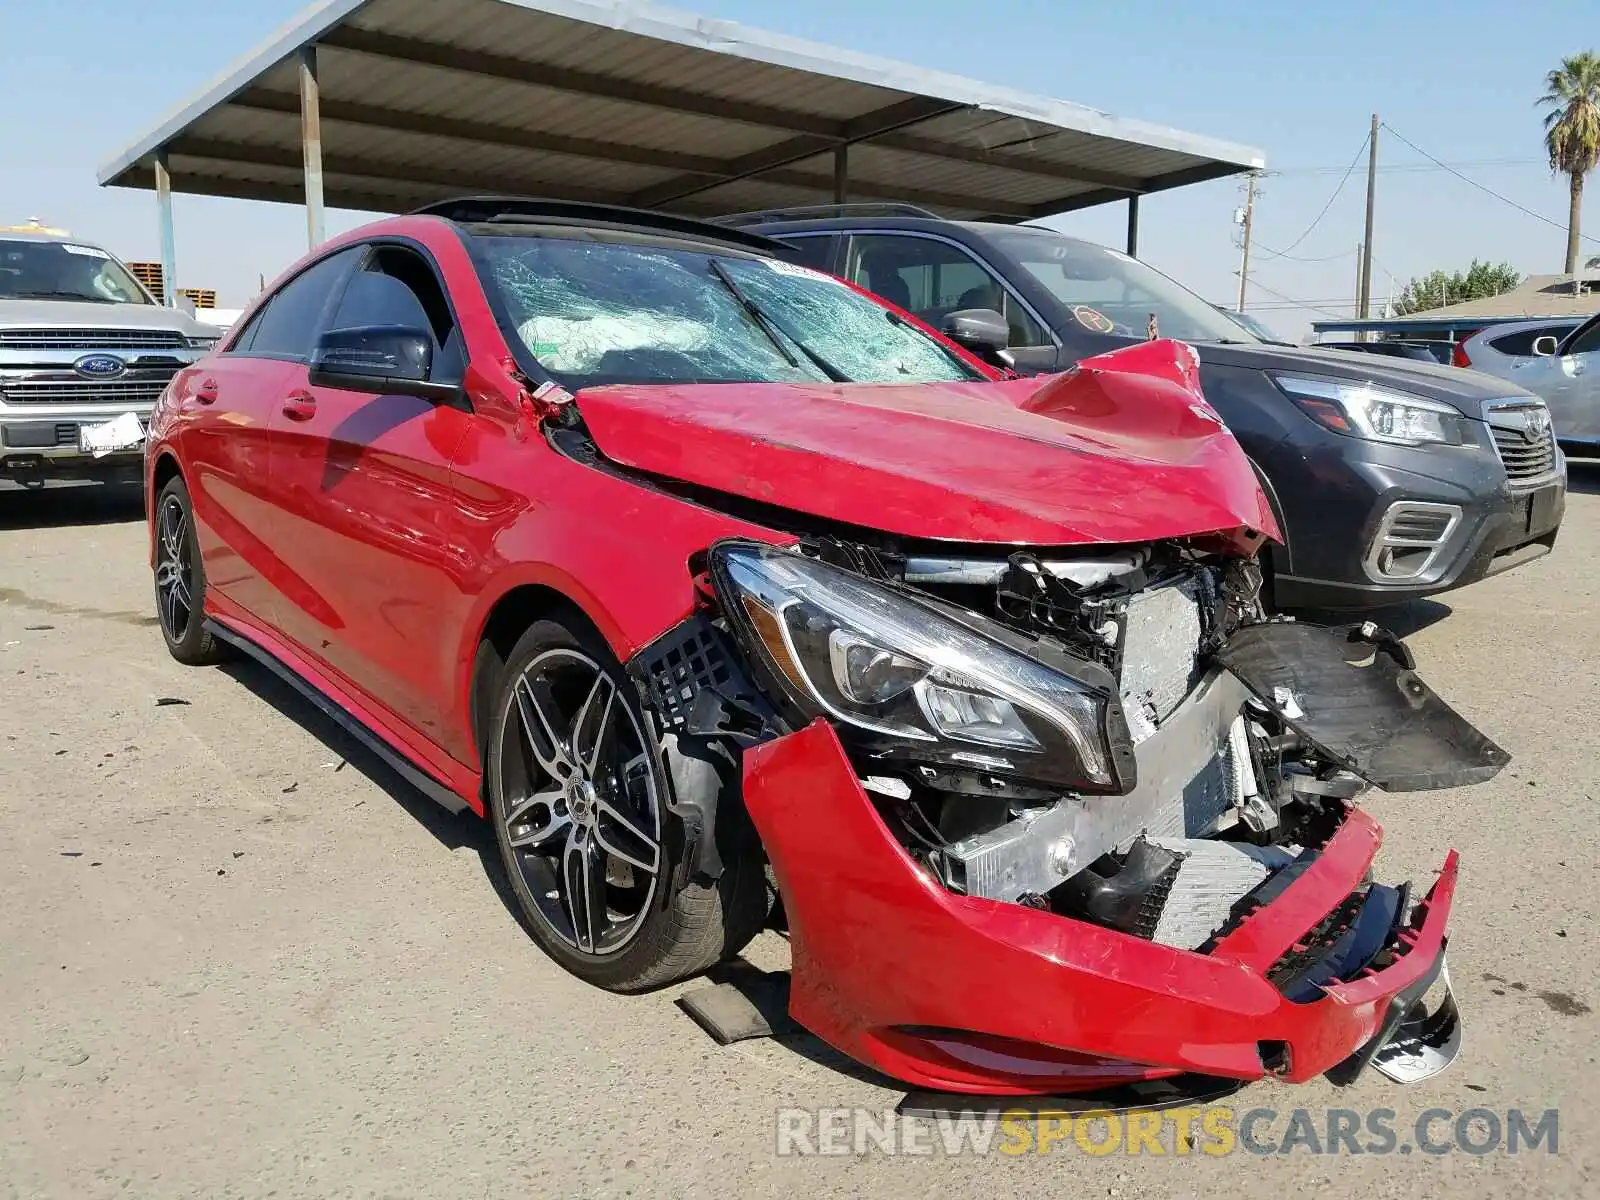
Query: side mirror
[
  {"left": 1531, "top": 335, "right": 1560, "bottom": 357},
  {"left": 309, "top": 324, "right": 459, "bottom": 402},
  {"left": 941, "top": 307, "right": 1014, "bottom": 369}
]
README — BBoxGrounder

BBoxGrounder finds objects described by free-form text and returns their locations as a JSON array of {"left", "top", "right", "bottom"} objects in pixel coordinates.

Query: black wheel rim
[
  {"left": 154, "top": 494, "right": 194, "bottom": 642},
  {"left": 492, "top": 649, "right": 664, "bottom": 955}
]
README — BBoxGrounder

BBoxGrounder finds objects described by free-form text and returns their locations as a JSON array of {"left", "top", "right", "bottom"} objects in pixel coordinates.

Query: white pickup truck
[{"left": 0, "top": 225, "right": 221, "bottom": 485}]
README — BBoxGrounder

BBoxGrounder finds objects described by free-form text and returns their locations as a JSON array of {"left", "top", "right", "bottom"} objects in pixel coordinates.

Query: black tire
[
  {"left": 486, "top": 618, "right": 766, "bottom": 993},
  {"left": 152, "top": 476, "right": 227, "bottom": 666}
]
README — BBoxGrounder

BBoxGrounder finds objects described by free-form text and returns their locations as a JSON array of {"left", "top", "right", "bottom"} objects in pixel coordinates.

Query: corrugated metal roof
[{"left": 98, "top": 0, "right": 1265, "bottom": 220}]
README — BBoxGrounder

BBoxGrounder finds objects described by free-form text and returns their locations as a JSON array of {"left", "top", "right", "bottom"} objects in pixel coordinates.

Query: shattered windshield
[
  {"left": 988, "top": 228, "right": 1254, "bottom": 344},
  {"left": 475, "top": 231, "right": 982, "bottom": 388},
  {"left": 0, "top": 238, "right": 153, "bottom": 304}
]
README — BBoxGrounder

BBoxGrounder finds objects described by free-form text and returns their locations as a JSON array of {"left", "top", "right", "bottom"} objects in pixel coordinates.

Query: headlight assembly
[
  {"left": 710, "top": 541, "right": 1132, "bottom": 793},
  {"left": 1274, "top": 375, "right": 1465, "bottom": 447}
]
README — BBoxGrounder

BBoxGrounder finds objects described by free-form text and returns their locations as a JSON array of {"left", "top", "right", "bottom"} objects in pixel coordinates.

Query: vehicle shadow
[
  {"left": 1283, "top": 597, "right": 1453, "bottom": 639},
  {"left": 1563, "top": 457, "right": 1600, "bottom": 494},
  {"left": 0, "top": 480, "right": 145, "bottom": 530},
  {"left": 214, "top": 657, "right": 525, "bottom": 924}
]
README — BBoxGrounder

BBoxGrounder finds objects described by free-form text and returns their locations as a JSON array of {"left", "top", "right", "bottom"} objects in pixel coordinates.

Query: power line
[
  {"left": 1272, "top": 156, "right": 1540, "bottom": 176},
  {"left": 1243, "top": 276, "right": 1356, "bottom": 318},
  {"left": 1255, "top": 133, "right": 1369, "bottom": 261},
  {"left": 1381, "top": 122, "right": 1600, "bottom": 246},
  {"left": 1249, "top": 242, "right": 1356, "bottom": 264}
]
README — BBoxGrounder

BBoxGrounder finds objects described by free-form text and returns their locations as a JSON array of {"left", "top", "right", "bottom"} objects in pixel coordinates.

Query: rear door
[
  {"left": 262, "top": 240, "right": 473, "bottom": 744},
  {"left": 176, "top": 249, "right": 358, "bottom": 622}
]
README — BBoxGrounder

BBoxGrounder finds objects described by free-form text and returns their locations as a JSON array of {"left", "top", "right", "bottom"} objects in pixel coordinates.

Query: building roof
[
  {"left": 1314, "top": 273, "right": 1600, "bottom": 336},
  {"left": 97, "top": 0, "right": 1264, "bottom": 221}
]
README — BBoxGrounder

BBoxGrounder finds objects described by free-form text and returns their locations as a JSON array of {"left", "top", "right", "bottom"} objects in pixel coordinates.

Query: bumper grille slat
[
  {"left": 0, "top": 378, "right": 170, "bottom": 406},
  {"left": 0, "top": 328, "right": 188, "bottom": 351}
]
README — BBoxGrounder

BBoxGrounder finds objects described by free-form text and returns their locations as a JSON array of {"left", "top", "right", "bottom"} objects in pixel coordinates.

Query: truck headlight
[
  {"left": 711, "top": 541, "right": 1129, "bottom": 791},
  {"left": 1274, "top": 375, "right": 1465, "bottom": 446}
]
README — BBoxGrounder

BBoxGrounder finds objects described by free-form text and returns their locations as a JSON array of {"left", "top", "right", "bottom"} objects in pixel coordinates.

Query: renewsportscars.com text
[{"left": 774, "top": 1106, "right": 1559, "bottom": 1158}]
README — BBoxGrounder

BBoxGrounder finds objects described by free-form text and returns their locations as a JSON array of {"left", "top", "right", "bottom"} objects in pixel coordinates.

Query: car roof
[
  {"left": 722, "top": 211, "right": 1100, "bottom": 252},
  {"left": 0, "top": 228, "right": 100, "bottom": 246},
  {"left": 411, "top": 196, "right": 793, "bottom": 258}
]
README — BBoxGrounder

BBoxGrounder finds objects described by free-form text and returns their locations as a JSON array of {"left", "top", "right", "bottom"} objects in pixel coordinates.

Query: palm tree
[{"left": 1539, "top": 52, "right": 1600, "bottom": 279}]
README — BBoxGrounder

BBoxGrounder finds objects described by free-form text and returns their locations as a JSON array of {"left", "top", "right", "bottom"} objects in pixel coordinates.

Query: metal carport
[{"left": 97, "top": 0, "right": 1264, "bottom": 305}]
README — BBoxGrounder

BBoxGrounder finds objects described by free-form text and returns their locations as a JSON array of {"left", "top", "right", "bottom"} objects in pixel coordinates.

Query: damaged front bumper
[{"left": 743, "top": 719, "right": 1460, "bottom": 1096}]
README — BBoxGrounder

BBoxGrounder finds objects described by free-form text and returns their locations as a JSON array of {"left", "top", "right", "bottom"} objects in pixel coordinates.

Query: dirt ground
[{"left": 1, "top": 471, "right": 1596, "bottom": 1199}]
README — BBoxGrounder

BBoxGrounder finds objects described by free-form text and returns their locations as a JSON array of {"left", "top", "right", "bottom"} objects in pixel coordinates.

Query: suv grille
[
  {"left": 1484, "top": 401, "right": 1558, "bottom": 488},
  {"left": 0, "top": 378, "right": 170, "bottom": 406},
  {"left": 0, "top": 328, "right": 188, "bottom": 351}
]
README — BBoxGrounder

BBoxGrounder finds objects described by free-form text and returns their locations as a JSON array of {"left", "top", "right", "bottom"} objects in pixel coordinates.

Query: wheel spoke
[
  {"left": 593, "top": 785, "right": 659, "bottom": 876},
  {"left": 504, "top": 788, "right": 570, "bottom": 849},
  {"left": 513, "top": 675, "right": 575, "bottom": 780},
  {"left": 573, "top": 675, "right": 617, "bottom": 776},
  {"left": 562, "top": 826, "right": 607, "bottom": 953}
]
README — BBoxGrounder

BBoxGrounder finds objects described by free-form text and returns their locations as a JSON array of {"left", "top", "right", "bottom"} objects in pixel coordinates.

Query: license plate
[
  {"left": 1527, "top": 483, "right": 1562, "bottom": 534},
  {"left": 78, "top": 411, "right": 146, "bottom": 457}
]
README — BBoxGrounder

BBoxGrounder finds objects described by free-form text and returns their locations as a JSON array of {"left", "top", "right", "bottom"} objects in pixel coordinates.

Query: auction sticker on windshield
[
  {"left": 764, "top": 258, "right": 843, "bottom": 284},
  {"left": 1072, "top": 305, "right": 1116, "bottom": 334},
  {"left": 62, "top": 244, "right": 111, "bottom": 258}
]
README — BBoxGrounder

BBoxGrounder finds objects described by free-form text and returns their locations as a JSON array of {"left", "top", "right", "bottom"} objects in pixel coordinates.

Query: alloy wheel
[
  {"left": 154, "top": 494, "right": 194, "bottom": 643},
  {"left": 493, "top": 649, "right": 664, "bottom": 955}
]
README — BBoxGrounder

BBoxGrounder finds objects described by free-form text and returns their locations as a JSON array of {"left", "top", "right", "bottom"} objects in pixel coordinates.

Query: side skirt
[{"left": 205, "top": 618, "right": 472, "bottom": 815}]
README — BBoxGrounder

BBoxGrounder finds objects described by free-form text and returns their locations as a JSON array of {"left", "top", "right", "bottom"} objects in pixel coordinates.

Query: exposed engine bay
[{"left": 656, "top": 533, "right": 1508, "bottom": 960}]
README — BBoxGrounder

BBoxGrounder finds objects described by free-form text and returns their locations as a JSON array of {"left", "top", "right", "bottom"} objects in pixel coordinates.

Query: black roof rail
[
  {"left": 716, "top": 202, "right": 943, "bottom": 227},
  {"left": 411, "top": 196, "right": 790, "bottom": 255}
]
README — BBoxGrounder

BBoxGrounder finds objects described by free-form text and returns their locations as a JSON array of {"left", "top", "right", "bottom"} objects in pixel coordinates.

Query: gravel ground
[{"left": 1, "top": 472, "right": 1597, "bottom": 1199}]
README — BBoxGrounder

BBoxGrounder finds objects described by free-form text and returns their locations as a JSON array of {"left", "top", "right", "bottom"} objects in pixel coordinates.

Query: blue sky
[{"left": 3, "top": 0, "right": 1594, "bottom": 337}]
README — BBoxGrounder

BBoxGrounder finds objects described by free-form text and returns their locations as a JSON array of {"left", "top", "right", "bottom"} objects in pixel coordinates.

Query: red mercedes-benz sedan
[{"left": 145, "top": 197, "right": 1501, "bottom": 1096}]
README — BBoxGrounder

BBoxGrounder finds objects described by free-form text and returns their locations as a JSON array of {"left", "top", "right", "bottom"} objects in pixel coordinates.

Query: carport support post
[
  {"left": 299, "top": 45, "right": 326, "bottom": 249},
  {"left": 154, "top": 150, "right": 177, "bottom": 308},
  {"left": 1125, "top": 194, "right": 1140, "bottom": 258},
  {"left": 833, "top": 144, "right": 849, "bottom": 205}
]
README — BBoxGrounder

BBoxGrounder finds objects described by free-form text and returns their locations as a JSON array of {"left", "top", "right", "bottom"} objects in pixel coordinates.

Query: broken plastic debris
[
  {"left": 155, "top": 697, "right": 191, "bottom": 707},
  {"left": 1272, "top": 686, "right": 1304, "bottom": 719}
]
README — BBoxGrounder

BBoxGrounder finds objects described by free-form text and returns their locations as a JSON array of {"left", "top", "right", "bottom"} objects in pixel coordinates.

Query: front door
[
  {"left": 177, "top": 249, "right": 359, "bottom": 623},
  {"left": 262, "top": 242, "right": 473, "bottom": 746}
]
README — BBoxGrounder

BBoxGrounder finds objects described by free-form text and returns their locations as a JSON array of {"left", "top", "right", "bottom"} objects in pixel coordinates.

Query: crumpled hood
[
  {"left": 575, "top": 339, "right": 1279, "bottom": 548},
  {"left": 0, "top": 298, "right": 220, "bottom": 336}
]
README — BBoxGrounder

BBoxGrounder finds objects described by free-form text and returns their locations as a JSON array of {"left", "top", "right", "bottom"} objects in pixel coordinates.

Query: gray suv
[{"left": 0, "top": 227, "right": 220, "bottom": 485}]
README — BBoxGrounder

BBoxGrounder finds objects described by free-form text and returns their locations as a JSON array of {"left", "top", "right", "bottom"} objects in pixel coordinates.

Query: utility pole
[
  {"left": 1358, "top": 113, "right": 1379, "bottom": 328},
  {"left": 1355, "top": 243, "right": 1365, "bottom": 329},
  {"left": 1236, "top": 171, "right": 1257, "bottom": 311}
]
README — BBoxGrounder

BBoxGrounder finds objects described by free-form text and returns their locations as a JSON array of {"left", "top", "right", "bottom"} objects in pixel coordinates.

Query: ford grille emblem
[{"left": 74, "top": 353, "right": 126, "bottom": 379}]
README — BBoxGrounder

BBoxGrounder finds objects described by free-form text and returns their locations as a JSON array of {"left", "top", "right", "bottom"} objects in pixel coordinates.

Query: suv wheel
[{"left": 486, "top": 619, "right": 765, "bottom": 992}]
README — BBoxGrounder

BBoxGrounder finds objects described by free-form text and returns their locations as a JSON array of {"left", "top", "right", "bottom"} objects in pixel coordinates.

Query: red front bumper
[{"left": 743, "top": 720, "right": 1457, "bottom": 1096}]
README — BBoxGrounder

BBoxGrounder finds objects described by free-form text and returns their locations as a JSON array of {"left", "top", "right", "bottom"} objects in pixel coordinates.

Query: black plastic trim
[{"left": 205, "top": 619, "right": 470, "bottom": 815}]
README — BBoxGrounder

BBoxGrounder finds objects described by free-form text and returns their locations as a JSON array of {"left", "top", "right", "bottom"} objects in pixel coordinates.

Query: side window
[
  {"left": 243, "top": 248, "right": 361, "bottom": 361},
  {"left": 330, "top": 245, "right": 462, "bottom": 381},
  {"left": 776, "top": 235, "right": 836, "bottom": 273},
  {"left": 848, "top": 234, "right": 1049, "bottom": 348},
  {"left": 1490, "top": 324, "right": 1578, "bottom": 357}
]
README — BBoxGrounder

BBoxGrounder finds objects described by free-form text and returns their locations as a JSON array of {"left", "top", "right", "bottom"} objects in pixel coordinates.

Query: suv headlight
[
  {"left": 710, "top": 541, "right": 1130, "bottom": 792},
  {"left": 186, "top": 335, "right": 220, "bottom": 349},
  {"left": 1274, "top": 375, "right": 1465, "bottom": 446}
]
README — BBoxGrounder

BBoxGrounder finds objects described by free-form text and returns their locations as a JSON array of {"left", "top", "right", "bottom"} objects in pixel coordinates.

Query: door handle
[
  {"left": 195, "top": 379, "right": 219, "bottom": 405},
  {"left": 281, "top": 391, "right": 318, "bottom": 422}
]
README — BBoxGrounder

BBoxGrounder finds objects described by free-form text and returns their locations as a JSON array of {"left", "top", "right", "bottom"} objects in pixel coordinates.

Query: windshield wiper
[
  {"left": 8, "top": 289, "right": 118, "bottom": 303},
  {"left": 705, "top": 259, "right": 849, "bottom": 383}
]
